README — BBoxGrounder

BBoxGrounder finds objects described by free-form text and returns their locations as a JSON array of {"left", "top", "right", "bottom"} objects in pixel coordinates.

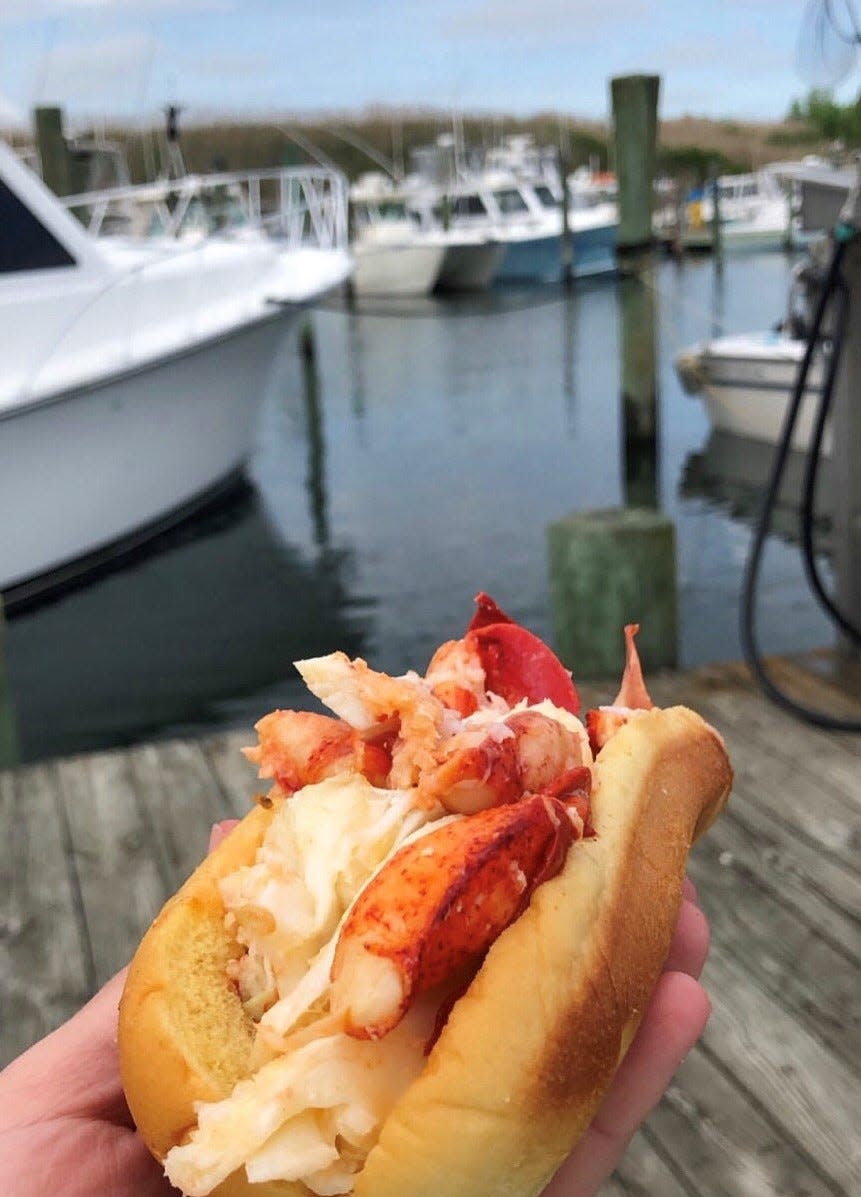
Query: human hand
[
  {"left": 542, "top": 876, "right": 711, "bottom": 1196},
  {"left": 0, "top": 823, "right": 709, "bottom": 1197},
  {"left": 0, "top": 823, "right": 237, "bottom": 1197}
]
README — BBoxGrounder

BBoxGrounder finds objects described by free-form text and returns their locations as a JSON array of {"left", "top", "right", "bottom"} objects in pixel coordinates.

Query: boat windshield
[
  {"left": 1, "top": 179, "right": 75, "bottom": 272},
  {"left": 377, "top": 200, "right": 409, "bottom": 221},
  {"left": 534, "top": 184, "right": 559, "bottom": 209},
  {"left": 493, "top": 188, "right": 529, "bottom": 214},
  {"left": 451, "top": 194, "right": 488, "bottom": 218}
]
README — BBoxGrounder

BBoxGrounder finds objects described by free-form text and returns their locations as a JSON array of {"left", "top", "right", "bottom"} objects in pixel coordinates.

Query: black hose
[{"left": 740, "top": 232, "right": 861, "bottom": 731}]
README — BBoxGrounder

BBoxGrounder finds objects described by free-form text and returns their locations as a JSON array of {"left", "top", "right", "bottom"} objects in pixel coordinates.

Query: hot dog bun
[{"left": 118, "top": 704, "right": 730, "bottom": 1197}]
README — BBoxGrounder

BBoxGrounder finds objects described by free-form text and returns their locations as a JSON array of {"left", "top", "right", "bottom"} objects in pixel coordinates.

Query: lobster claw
[{"left": 464, "top": 593, "right": 580, "bottom": 716}]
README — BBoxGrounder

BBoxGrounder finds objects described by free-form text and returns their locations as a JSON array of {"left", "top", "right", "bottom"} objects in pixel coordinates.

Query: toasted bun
[{"left": 119, "top": 706, "right": 731, "bottom": 1197}]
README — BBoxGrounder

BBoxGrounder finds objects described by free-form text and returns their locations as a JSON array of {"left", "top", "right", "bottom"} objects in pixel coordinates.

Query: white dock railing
[{"left": 62, "top": 166, "right": 350, "bottom": 252}]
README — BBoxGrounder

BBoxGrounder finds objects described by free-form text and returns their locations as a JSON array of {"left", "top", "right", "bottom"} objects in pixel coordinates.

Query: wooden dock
[{"left": 1, "top": 655, "right": 859, "bottom": 1195}]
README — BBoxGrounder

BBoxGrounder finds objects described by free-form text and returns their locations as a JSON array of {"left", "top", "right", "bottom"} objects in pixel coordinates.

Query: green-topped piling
[
  {"left": 547, "top": 508, "right": 678, "bottom": 678},
  {"left": 33, "top": 105, "right": 72, "bottom": 197},
  {"left": 611, "top": 74, "right": 660, "bottom": 253}
]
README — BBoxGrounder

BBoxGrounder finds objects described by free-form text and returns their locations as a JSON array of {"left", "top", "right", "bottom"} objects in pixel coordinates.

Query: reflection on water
[
  {"left": 4, "top": 253, "right": 839, "bottom": 762},
  {"left": 618, "top": 257, "right": 659, "bottom": 509},
  {"left": 4, "top": 482, "right": 365, "bottom": 763},
  {"left": 681, "top": 429, "right": 834, "bottom": 548}
]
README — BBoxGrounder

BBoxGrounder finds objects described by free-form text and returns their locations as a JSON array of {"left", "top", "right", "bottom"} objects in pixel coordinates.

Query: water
[{"left": 4, "top": 251, "right": 836, "bottom": 763}]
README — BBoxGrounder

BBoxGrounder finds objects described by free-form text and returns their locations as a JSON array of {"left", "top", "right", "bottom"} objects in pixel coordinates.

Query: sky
[{"left": 0, "top": 1, "right": 859, "bottom": 130}]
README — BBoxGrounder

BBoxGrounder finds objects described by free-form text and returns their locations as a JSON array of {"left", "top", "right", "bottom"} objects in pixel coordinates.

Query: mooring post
[
  {"left": 831, "top": 239, "right": 861, "bottom": 661},
  {"left": 548, "top": 73, "right": 677, "bottom": 678},
  {"left": 612, "top": 73, "right": 661, "bottom": 506},
  {"left": 0, "top": 599, "right": 18, "bottom": 770},
  {"left": 299, "top": 319, "right": 329, "bottom": 547},
  {"left": 547, "top": 509, "right": 677, "bottom": 678},
  {"left": 611, "top": 74, "right": 660, "bottom": 253},
  {"left": 619, "top": 250, "right": 659, "bottom": 509},
  {"left": 559, "top": 148, "right": 574, "bottom": 287},
  {"left": 709, "top": 162, "right": 723, "bottom": 264},
  {"left": 33, "top": 105, "right": 71, "bottom": 197}
]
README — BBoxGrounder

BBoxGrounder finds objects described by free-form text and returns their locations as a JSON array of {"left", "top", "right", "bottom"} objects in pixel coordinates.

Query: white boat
[
  {"left": 349, "top": 174, "right": 503, "bottom": 295},
  {"left": 428, "top": 171, "right": 617, "bottom": 283},
  {"left": 675, "top": 261, "right": 828, "bottom": 452},
  {"left": 681, "top": 169, "right": 800, "bottom": 252},
  {"left": 348, "top": 176, "right": 446, "bottom": 296},
  {"left": 0, "top": 141, "right": 352, "bottom": 602}
]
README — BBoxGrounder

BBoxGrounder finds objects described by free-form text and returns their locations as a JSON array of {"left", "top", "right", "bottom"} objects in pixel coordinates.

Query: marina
[
  {"left": 0, "top": 250, "right": 844, "bottom": 763},
  {"left": 3, "top": 10, "right": 861, "bottom": 1194},
  {"left": 1, "top": 652, "right": 859, "bottom": 1195}
]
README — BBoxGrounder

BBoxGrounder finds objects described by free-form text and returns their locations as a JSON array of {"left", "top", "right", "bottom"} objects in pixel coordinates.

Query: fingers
[
  {"left": 542, "top": 972, "right": 711, "bottom": 1197},
  {"left": 664, "top": 897, "right": 710, "bottom": 979},
  {"left": 0, "top": 966, "right": 132, "bottom": 1127},
  {"left": 208, "top": 819, "right": 240, "bottom": 853}
]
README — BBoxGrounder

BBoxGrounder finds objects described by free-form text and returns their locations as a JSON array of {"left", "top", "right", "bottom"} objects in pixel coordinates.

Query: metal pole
[{"left": 831, "top": 239, "right": 861, "bottom": 660}]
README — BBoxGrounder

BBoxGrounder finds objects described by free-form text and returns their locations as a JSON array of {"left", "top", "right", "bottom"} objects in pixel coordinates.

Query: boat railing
[{"left": 61, "top": 166, "right": 350, "bottom": 252}]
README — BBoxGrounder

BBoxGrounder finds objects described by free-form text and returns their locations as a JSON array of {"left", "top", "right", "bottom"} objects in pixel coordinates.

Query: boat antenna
[
  {"left": 272, "top": 124, "right": 341, "bottom": 173},
  {"left": 161, "top": 103, "right": 186, "bottom": 179},
  {"left": 322, "top": 124, "right": 401, "bottom": 180}
]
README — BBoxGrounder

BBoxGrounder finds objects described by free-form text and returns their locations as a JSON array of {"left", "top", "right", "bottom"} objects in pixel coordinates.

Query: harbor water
[{"left": 4, "top": 250, "right": 835, "bottom": 763}]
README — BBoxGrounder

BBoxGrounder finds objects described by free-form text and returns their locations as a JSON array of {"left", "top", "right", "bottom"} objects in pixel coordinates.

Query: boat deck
[{"left": 1, "top": 653, "right": 859, "bottom": 1195}]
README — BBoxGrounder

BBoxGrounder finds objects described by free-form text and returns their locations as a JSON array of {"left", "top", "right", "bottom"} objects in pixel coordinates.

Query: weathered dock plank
[
  {"left": 699, "top": 941, "right": 861, "bottom": 1193},
  {"left": 0, "top": 763, "right": 91, "bottom": 1066},
  {"left": 688, "top": 829, "right": 860, "bottom": 1069},
  {"left": 125, "top": 739, "right": 236, "bottom": 893},
  {"left": 54, "top": 750, "right": 168, "bottom": 987},
  {"left": 643, "top": 1046, "right": 840, "bottom": 1197},
  {"left": 610, "top": 1131, "right": 695, "bottom": 1196}
]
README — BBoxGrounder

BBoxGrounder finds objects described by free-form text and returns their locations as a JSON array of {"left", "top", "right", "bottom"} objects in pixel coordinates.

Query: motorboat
[
  {"left": 349, "top": 173, "right": 503, "bottom": 294},
  {"left": 675, "top": 258, "right": 828, "bottom": 452},
  {"left": 680, "top": 169, "right": 802, "bottom": 253},
  {"left": 411, "top": 171, "right": 616, "bottom": 285},
  {"left": 0, "top": 140, "right": 352, "bottom": 602},
  {"left": 348, "top": 175, "right": 446, "bottom": 296}
]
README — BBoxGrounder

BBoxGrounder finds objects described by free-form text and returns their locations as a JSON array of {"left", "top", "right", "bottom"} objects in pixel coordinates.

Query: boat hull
[
  {"left": 436, "top": 241, "right": 505, "bottom": 291},
  {"left": 495, "top": 223, "right": 617, "bottom": 283},
  {"left": 351, "top": 243, "right": 446, "bottom": 296},
  {"left": 676, "top": 340, "right": 828, "bottom": 452},
  {"left": 0, "top": 309, "right": 297, "bottom": 596},
  {"left": 571, "top": 218, "right": 618, "bottom": 277}
]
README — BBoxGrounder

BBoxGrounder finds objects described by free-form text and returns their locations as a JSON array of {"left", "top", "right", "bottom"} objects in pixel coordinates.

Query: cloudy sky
[{"left": 0, "top": 1, "right": 857, "bottom": 128}]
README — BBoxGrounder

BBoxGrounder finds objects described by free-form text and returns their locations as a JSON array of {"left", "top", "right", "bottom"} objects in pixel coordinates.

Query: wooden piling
[
  {"left": 547, "top": 508, "right": 677, "bottom": 677},
  {"left": 33, "top": 106, "right": 71, "bottom": 197},
  {"left": 619, "top": 250, "right": 659, "bottom": 508},
  {"left": 709, "top": 163, "right": 723, "bottom": 263},
  {"left": 548, "top": 75, "right": 675, "bottom": 673},
  {"left": 559, "top": 149, "right": 574, "bottom": 287},
  {"left": 610, "top": 74, "right": 660, "bottom": 252}
]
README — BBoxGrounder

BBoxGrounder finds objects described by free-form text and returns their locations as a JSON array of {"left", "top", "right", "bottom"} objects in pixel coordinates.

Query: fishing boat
[
  {"left": 348, "top": 175, "right": 446, "bottom": 296},
  {"left": 680, "top": 169, "right": 800, "bottom": 252},
  {"left": 674, "top": 259, "right": 828, "bottom": 452},
  {"left": 0, "top": 140, "right": 352, "bottom": 603},
  {"left": 349, "top": 173, "right": 504, "bottom": 295}
]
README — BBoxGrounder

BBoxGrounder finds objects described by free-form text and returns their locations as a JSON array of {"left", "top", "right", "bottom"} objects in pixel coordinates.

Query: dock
[{"left": 1, "top": 655, "right": 860, "bottom": 1195}]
